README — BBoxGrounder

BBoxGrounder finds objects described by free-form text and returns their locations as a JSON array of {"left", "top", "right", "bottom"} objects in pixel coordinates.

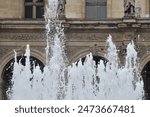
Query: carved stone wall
[
  {"left": 0, "top": 33, "right": 46, "bottom": 41},
  {"left": 1, "top": 19, "right": 150, "bottom": 99},
  {"left": 0, "top": 27, "right": 47, "bottom": 84}
]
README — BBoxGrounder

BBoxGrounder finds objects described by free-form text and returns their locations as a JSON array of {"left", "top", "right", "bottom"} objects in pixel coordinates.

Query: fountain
[
  {"left": 66, "top": 36, "right": 143, "bottom": 100},
  {"left": 7, "top": 0, "right": 144, "bottom": 100}
]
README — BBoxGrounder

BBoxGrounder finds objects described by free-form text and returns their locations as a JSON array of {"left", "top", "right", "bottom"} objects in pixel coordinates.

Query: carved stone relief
[
  {"left": 0, "top": 46, "right": 18, "bottom": 61},
  {"left": 124, "top": 33, "right": 135, "bottom": 40},
  {"left": 57, "top": 0, "right": 66, "bottom": 19},
  {"left": 66, "top": 33, "right": 122, "bottom": 41},
  {"left": 0, "top": 33, "right": 46, "bottom": 41},
  {"left": 139, "top": 33, "right": 150, "bottom": 41},
  {"left": 124, "top": 0, "right": 135, "bottom": 17},
  {"left": 0, "top": 46, "right": 45, "bottom": 65},
  {"left": 66, "top": 46, "right": 87, "bottom": 59}
]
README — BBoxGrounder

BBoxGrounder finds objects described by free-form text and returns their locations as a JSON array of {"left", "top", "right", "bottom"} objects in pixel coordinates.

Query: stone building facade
[{"left": 0, "top": 0, "right": 150, "bottom": 99}]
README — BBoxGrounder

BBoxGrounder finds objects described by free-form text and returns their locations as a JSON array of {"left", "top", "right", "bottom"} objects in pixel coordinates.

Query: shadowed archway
[
  {"left": 141, "top": 61, "right": 150, "bottom": 99},
  {"left": 2, "top": 56, "right": 44, "bottom": 99},
  {"left": 80, "top": 55, "right": 107, "bottom": 66}
]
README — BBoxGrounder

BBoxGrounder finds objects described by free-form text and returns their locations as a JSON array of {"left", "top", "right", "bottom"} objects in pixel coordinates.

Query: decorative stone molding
[
  {"left": 139, "top": 33, "right": 150, "bottom": 41},
  {"left": 139, "top": 53, "right": 150, "bottom": 73},
  {"left": 0, "top": 46, "right": 19, "bottom": 61},
  {"left": 90, "top": 44, "right": 103, "bottom": 56},
  {"left": 0, "top": 46, "right": 45, "bottom": 60},
  {"left": 66, "top": 33, "right": 123, "bottom": 42},
  {"left": 32, "top": 46, "right": 45, "bottom": 54},
  {"left": 66, "top": 46, "right": 87, "bottom": 60},
  {"left": 124, "top": 33, "right": 135, "bottom": 40},
  {"left": 0, "top": 33, "right": 46, "bottom": 41},
  {"left": 66, "top": 45, "right": 106, "bottom": 64},
  {"left": 0, "top": 46, "right": 45, "bottom": 79}
]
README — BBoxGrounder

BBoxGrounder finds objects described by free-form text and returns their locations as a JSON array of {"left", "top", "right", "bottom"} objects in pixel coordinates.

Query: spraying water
[
  {"left": 7, "top": 0, "right": 144, "bottom": 100},
  {"left": 66, "top": 35, "right": 143, "bottom": 100}
]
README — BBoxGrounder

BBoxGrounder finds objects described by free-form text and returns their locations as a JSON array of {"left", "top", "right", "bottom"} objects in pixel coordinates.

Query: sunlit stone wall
[
  {"left": 0, "top": 0, "right": 23, "bottom": 18},
  {"left": 65, "top": 0, "right": 85, "bottom": 19},
  {"left": 0, "top": 0, "right": 149, "bottom": 19}
]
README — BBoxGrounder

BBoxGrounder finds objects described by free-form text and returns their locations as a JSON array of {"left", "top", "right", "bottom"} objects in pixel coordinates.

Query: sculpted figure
[
  {"left": 124, "top": 0, "right": 135, "bottom": 17},
  {"left": 57, "top": 0, "right": 66, "bottom": 18}
]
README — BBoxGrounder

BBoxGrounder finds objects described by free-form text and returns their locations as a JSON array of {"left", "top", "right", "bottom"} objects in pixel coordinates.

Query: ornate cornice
[
  {"left": 66, "top": 33, "right": 122, "bottom": 41},
  {"left": 0, "top": 20, "right": 45, "bottom": 29}
]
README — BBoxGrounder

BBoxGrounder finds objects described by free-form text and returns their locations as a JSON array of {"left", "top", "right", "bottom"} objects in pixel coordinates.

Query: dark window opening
[
  {"left": 25, "top": 0, "right": 33, "bottom": 2},
  {"left": 25, "top": 0, "right": 44, "bottom": 19},
  {"left": 80, "top": 55, "right": 107, "bottom": 66},
  {"left": 36, "top": 6, "right": 44, "bottom": 18},
  {"left": 2, "top": 56, "right": 44, "bottom": 100},
  {"left": 25, "top": 6, "right": 33, "bottom": 18},
  {"left": 36, "top": 0, "right": 43, "bottom": 3},
  {"left": 77, "top": 55, "right": 107, "bottom": 86},
  {"left": 86, "top": 0, "right": 107, "bottom": 19}
]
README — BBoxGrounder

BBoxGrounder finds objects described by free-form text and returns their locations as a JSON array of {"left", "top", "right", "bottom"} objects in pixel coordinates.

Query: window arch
[
  {"left": 86, "top": 0, "right": 107, "bottom": 19},
  {"left": 25, "top": 0, "right": 44, "bottom": 18},
  {"left": 141, "top": 61, "right": 150, "bottom": 99},
  {"left": 2, "top": 56, "right": 44, "bottom": 99},
  {"left": 80, "top": 55, "right": 107, "bottom": 66}
]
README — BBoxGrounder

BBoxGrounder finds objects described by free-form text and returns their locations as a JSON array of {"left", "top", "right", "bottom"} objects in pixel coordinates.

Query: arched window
[
  {"left": 141, "top": 61, "right": 150, "bottom": 99},
  {"left": 2, "top": 56, "right": 44, "bottom": 99},
  {"left": 25, "top": 0, "right": 44, "bottom": 18},
  {"left": 86, "top": 0, "right": 107, "bottom": 19}
]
